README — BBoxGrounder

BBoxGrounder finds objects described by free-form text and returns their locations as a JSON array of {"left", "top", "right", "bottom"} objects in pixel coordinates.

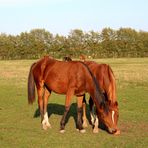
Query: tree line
[{"left": 0, "top": 27, "right": 148, "bottom": 60}]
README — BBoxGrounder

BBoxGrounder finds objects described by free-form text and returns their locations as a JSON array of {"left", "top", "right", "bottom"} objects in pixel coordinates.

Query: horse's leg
[
  {"left": 77, "top": 96, "right": 86, "bottom": 133},
  {"left": 82, "top": 94, "right": 88, "bottom": 128},
  {"left": 37, "top": 84, "right": 44, "bottom": 129},
  {"left": 89, "top": 97, "right": 95, "bottom": 125},
  {"left": 93, "top": 110, "right": 99, "bottom": 133},
  {"left": 60, "top": 89, "right": 73, "bottom": 133},
  {"left": 42, "top": 88, "right": 51, "bottom": 130},
  {"left": 89, "top": 97, "right": 99, "bottom": 133}
]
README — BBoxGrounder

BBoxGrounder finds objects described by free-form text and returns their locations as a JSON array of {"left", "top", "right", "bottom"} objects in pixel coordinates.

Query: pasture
[{"left": 0, "top": 58, "right": 148, "bottom": 148}]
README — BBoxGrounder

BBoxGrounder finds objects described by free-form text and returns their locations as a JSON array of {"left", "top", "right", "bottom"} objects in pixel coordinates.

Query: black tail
[{"left": 27, "top": 63, "right": 36, "bottom": 104}]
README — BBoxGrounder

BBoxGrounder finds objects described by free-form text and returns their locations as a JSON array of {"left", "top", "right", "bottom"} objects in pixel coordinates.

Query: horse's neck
[
  {"left": 106, "top": 83, "right": 117, "bottom": 104},
  {"left": 104, "top": 64, "right": 117, "bottom": 104}
]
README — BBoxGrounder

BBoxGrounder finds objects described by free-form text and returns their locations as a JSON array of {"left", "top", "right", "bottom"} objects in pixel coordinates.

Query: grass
[{"left": 0, "top": 58, "right": 148, "bottom": 148}]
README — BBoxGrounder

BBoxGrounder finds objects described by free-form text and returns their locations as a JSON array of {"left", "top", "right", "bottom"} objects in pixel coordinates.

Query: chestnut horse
[
  {"left": 63, "top": 57, "right": 119, "bottom": 134},
  {"left": 82, "top": 61, "right": 119, "bottom": 133},
  {"left": 28, "top": 56, "right": 117, "bottom": 133}
]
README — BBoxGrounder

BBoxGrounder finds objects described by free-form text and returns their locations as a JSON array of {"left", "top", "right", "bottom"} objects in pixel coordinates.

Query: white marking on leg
[
  {"left": 94, "top": 117, "right": 98, "bottom": 128},
  {"left": 112, "top": 111, "right": 115, "bottom": 124},
  {"left": 42, "top": 112, "right": 51, "bottom": 130},
  {"left": 93, "top": 117, "right": 99, "bottom": 133},
  {"left": 90, "top": 112, "right": 95, "bottom": 125},
  {"left": 44, "top": 112, "right": 48, "bottom": 122},
  {"left": 82, "top": 116, "right": 88, "bottom": 128},
  {"left": 90, "top": 106, "right": 96, "bottom": 125}
]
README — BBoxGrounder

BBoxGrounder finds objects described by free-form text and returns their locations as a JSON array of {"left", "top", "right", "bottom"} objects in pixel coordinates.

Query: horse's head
[
  {"left": 98, "top": 101, "right": 119, "bottom": 134},
  {"left": 63, "top": 56, "right": 72, "bottom": 62}
]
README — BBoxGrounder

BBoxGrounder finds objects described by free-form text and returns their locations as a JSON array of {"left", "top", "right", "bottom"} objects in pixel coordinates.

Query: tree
[
  {"left": 101, "top": 28, "right": 118, "bottom": 57},
  {"left": 0, "top": 28, "right": 148, "bottom": 59}
]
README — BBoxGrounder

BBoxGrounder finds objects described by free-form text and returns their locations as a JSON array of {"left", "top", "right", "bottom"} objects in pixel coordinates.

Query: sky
[{"left": 0, "top": 0, "right": 148, "bottom": 35}]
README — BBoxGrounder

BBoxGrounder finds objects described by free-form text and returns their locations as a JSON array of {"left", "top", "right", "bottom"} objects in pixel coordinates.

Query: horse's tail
[{"left": 28, "top": 63, "right": 36, "bottom": 104}]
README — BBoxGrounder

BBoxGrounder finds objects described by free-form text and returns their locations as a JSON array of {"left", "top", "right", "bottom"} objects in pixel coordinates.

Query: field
[{"left": 0, "top": 58, "right": 148, "bottom": 148}]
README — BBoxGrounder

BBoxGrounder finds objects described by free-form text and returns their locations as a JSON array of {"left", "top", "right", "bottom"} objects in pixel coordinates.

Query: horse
[
  {"left": 63, "top": 57, "right": 119, "bottom": 134},
  {"left": 28, "top": 55, "right": 117, "bottom": 134},
  {"left": 82, "top": 61, "right": 119, "bottom": 134}
]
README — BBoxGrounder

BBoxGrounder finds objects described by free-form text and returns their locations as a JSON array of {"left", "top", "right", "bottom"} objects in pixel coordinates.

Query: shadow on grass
[
  {"left": 33, "top": 103, "right": 91, "bottom": 129},
  {"left": 33, "top": 103, "right": 107, "bottom": 131}
]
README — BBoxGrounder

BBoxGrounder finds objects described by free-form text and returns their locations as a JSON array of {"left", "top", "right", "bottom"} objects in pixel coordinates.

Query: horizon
[{"left": 0, "top": 27, "right": 148, "bottom": 37}]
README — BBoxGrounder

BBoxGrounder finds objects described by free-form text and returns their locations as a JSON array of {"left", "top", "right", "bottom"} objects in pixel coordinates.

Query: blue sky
[{"left": 0, "top": 0, "right": 148, "bottom": 35}]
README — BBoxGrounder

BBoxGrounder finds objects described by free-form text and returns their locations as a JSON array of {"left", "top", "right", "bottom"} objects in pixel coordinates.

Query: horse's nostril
[
  {"left": 112, "top": 129, "right": 117, "bottom": 133},
  {"left": 108, "top": 128, "right": 117, "bottom": 134}
]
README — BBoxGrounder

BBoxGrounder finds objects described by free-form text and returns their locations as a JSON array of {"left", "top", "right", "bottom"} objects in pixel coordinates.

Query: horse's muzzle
[{"left": 108, "top": 127, "right": 117, "bottom": 134}]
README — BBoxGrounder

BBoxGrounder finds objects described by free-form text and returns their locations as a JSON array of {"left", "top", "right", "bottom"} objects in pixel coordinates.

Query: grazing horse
[
  {"left": 28, "top": 56, "right": 117, "bottom": 134},
  {"left": 82, "top": 61, "right": 119, "bottom": 134},
  {"left": 63, "top": 57, "right": 119, "bottom": 134}
]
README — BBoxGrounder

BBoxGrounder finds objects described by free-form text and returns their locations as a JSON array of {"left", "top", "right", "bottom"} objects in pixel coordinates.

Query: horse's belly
[
  {"left": 46, "top": 81, "right": 67, "bottom": 94},
  {"left": 75, "top": 89, "right": 85, "bottom": 96},
  {"left": 52, "top": 86, "right": 67, "bottom": 94}
]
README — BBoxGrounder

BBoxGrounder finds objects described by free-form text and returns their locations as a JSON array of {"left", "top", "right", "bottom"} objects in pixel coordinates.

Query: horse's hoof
[
  {"left": 82, "top": 122, "right": 88, "bottom": 128},
  {"left": 46, "top": 123, "right": 52, "bottom": 129},
  {"left": 42, "top": 123, "right": 51, "bottom": 130},
  {"left": 93, "top": 128, "right": 99, "bottom": 134},
  {"left": 42, "top": 125, "right": 48, "bottom": 130},
  {"left": 60, "top": 130, "right": 65, "bottom": 133},
  {"left": 79, "top": 129, "right": 86, "bottom": 133},
  {"left": 76, "top": 128, "right": 79, "bottom": 132}
]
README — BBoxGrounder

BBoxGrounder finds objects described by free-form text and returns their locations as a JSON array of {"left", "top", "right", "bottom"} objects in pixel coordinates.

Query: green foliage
[{"left": 0, "top": 28, "right": 148, "bottom": 59}]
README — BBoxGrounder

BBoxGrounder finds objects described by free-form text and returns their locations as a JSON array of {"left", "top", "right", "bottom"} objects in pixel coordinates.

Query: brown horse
[
  {"left": 28, "top": 56, "right": 117, "bottom": 134},
  {"left": 63, "top": 57, "right": 119, "bottom": 134},
  {"left": 82, "top": 61, "right": 119, "bottom": 134}
]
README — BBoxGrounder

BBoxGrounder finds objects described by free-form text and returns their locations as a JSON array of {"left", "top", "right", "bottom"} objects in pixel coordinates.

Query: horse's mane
[
  {"left": 106, "top": 64, "right": 117, "bottom": 103},
  {"left": 79, "top": 61, "right": 107, "bottom": 109}
]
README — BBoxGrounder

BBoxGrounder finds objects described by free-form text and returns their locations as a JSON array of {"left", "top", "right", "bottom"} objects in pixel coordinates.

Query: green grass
[{"left": 0, "top": 58, "right": 148, "bottom": 148}]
